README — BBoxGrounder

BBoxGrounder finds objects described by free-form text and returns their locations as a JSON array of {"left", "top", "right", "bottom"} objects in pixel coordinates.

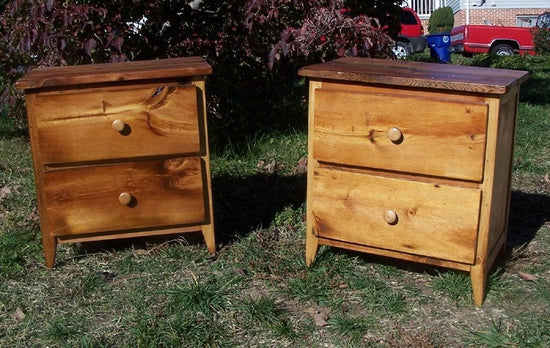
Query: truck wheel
[
  {"left": 392, "top": 42, "right": 411, "bottom": 59},
  {"left": 491, "top": 44, "right": 515, "bottom": 56}
]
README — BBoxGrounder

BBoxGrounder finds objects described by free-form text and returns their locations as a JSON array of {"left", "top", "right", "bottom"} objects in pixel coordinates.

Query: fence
[{"left": 408, "top": 0, "right": 447, "bottom": 19}]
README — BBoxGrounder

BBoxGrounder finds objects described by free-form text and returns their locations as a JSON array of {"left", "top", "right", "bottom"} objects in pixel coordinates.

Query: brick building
[{"left": 409, "top": 0, "right": 550, "bottom": 34}]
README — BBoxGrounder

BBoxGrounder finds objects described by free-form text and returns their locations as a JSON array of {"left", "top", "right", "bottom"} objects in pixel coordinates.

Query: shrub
[
  {"left": 1, "top": 0, "right": 400, "bottom": 141},
  {"left": 472, "top": 53, "right": 528, "bottom": 71},
  {"left": 428, "top": 6, "right": 454, "bottom": 34},
  {"left": 269, "top": 6, "right": 394, "bottom": 68},
  {"left": 0, "top": 0, "right": 131, "bottom": 126},
  {"left": 532, "top": 27, "right": 550, "bottom": 55}
]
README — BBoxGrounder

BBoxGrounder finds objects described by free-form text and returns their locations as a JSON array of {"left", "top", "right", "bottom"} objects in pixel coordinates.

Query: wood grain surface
[
  {"left": 313, "top": 88, "right": 489, "bottom": 181},
  {"left": 311, "top": 166, "right": 481, "bottom": 264},
  {"left": 34, "top": 85, "right": 201, "bottom": 165},
  {"left": 299, "top": 57, "right": 528, "bottom": 94},
  {"left": 16, "top": 57, "right": 212, "bottom": 90},
  {"left": 43, "top": 157, "right": 206, "bottom": 236}
]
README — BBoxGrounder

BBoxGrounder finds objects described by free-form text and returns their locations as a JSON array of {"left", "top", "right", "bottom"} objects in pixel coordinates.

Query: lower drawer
[
  {"left": 311, "top": 167, "right": 481, "bottom": 264},
  {"left": 42, "top": 157, "right": 206, "bottom": 236}
]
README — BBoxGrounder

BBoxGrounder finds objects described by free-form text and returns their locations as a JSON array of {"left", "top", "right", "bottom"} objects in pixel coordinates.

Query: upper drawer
[
  {"left": 32, "top": 84, "right": 202, "bottom": 165},
  {"left": 311, "top": 167, "right": 481, "bottom": 264},
  {"left": 313, "top": 88, "right": 488, "bottom": 181},
  {"left": 42, "top": 157, "right": 207, "bottom": 237}
]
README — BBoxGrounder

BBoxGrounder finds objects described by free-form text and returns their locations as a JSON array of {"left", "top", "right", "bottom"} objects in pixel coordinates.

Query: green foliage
[
  {"left": 471, "top": 53, "right": 528, "bottom": 70},
  {"left": 428, "top": 6, "right": 454, "bottom": 33},
  {"left": 489, "top": 55, "right": 529, "bottom": 70},
  {"left": 532, "top": 27, "right": 550, "bottom": 55}
]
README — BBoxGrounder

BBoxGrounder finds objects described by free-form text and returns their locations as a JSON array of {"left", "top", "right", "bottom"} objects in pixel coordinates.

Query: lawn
[{"left": 0, "top": 54, "right": 549, "bottom": 347}]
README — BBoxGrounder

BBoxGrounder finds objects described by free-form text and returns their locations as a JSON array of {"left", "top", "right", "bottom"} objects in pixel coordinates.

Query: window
[
  {"left": 516, "top": 15, "right": 538, "bottom": 27},
  {"left": 401, "top": 10, "right": 419, "bottom": 24}
]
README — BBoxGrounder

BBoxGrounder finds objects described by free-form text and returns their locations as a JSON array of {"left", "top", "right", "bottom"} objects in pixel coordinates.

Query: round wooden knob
[
  {"left": 387, "top": 127, "right": 403, "bottom": 142},
  {"left": 112, "top": 119, "right": 126, "bottom": 132},
  {"left": 118, "top": 192, "right": 132, "bottom": 206},
  {"left": 384, "top": 210, "right": 398, "bottom": 225}
]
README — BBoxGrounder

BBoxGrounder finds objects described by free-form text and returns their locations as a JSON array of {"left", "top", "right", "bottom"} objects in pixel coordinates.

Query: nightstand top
[
  {"left": 298, "top": 57, "right": 528, "bottom": 95},
  {"left": 16, "top": 56, "right": 212, "bottom": 90}
]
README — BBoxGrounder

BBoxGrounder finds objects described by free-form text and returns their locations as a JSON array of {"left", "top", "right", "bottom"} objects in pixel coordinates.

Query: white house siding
[
  {"left": 472, "top": 0, "right": 550, "bottom": 9},
  {"left": 448, "top": 0, "right": 549, "bottom": 10},
  {"left": 446, "top": 0, "right": 461, "bottom": 12},
  {"left": 412, "top": 0, "right": 549, "bottom": 31}
]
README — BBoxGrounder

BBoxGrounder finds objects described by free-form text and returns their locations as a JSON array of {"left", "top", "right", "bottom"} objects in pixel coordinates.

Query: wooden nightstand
[
  {"left": 299, "top": 57, "right": 528, "bottom": 306},
  {"left": 17, "top": 57, "right": 215, "bottom": 268}
]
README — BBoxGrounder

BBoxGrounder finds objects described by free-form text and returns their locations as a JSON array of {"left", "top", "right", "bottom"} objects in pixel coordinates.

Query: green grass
[
  {"left": 1, "top": 55, "right": 549, "bottom": 347},
  {"left": 514, "top": 103, "right": 550, "bottom": 175},
  {"left": 432, "top": 270, "right": 472, "bottom": 304}
]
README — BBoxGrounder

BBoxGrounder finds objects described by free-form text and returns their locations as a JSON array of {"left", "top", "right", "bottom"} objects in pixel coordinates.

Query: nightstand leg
[
  {"left": 201, "top": 224, "right": 216, "bottom": 256},
  {"left": 305, "top": 230, "right": 319, "bottom": 267},
  {"left": 470, "top": 263, "right": 487, "bottom": 306},
  {"left": 42, "top": 233, "right": 57, "bottom": 269}
]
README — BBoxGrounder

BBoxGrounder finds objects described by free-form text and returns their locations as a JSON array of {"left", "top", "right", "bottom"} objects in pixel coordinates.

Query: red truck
[
  {"left": 451, "top": 12, "right": 550, "bottom": 56},
  {"left": 392, "top": 7, "right": 427, "bottom": 59}
]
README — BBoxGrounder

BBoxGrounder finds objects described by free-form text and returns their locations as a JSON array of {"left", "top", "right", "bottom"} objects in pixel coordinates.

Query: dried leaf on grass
[
  {"left": 517, "top": 271, "right": 538, "bottom": 282},
  {"left": 11, "top": 307, "right": 25, "bottom": 322},
  {"left": 0, "top": 186, "right": 12, "bottom": 200},
  {"left": 295, "top": 156, "right": 308, "bottom": 174},
  {"left": 305, "top": 307, "right": 329, "bottom": 327},
  {"left": 257, "top": 159, "right": 285, "bottom": 174}
]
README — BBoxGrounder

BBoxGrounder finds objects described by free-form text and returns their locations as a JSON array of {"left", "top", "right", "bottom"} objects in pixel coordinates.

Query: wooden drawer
[
  {"left": 313, "top": 88, "right": 488, "bottom": 181},
  {"left": 311, "top": 167, "right": 481, "bottom": 264},
  {"left": 42, "top": 157, "right": 206, "bottom": 236},
  {"left": 34, "top": 85, "right": 201, "bottom": 164}
]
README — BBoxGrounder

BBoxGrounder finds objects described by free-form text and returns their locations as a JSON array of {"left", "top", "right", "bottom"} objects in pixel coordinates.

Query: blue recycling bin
[{"left": 427, "top": 33, "right": 451, "bottom": 63}]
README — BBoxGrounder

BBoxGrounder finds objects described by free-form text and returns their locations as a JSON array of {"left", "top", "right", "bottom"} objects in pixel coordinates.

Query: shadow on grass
[
  {"left": 507, "top": 190, "right": 550, "bottom": 252},
  {"left": 520, "top": 77, "right": 550, "bottom": 105},
  {"left": 71, "top": 185, "right": 546, "bottom": 269},
  {"left": 68, "top": 173, "right": 307, "bottom": 261},
  {"left": 0, "top": 119, "right": 28, "bottom": 139},
  {"left": 212, "top": 173, "right": 307, "bottom": 244}
]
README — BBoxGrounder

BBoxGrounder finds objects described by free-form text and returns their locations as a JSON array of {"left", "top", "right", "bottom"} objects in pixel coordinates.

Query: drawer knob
[
  {"left": 384, "top": 210, "right": 398, "bottom": 225},
  {"left": 112, "top": 119, "right": 126, "bottom": 132},
  {"left": 118, "top": 192, "right": 133, "bottom": 206},
  {"left": 387, "top": 127, "right": 403, "bottom": 142}
]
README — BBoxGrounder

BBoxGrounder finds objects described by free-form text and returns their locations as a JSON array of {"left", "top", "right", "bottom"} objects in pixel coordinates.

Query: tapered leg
[
  {"left": 201, "top": 223, "right": 216, "bottom": 256},
  {"left": 470, "top": 263, "right": 487, "bottom": 306},
  {"left": 42, "top": 233, "right": 57, "bottom": 269},
  {"left": 305, "top": 229, "right": 319, "bottom": 267}
]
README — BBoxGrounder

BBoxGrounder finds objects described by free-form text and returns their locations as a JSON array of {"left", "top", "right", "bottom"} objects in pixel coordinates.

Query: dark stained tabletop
[
  {"left": 298, "top": 57, "right": 529, "bottom": 94},
  {"left": 16, "top": 56, "right": 212, "bottom": 90}
]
